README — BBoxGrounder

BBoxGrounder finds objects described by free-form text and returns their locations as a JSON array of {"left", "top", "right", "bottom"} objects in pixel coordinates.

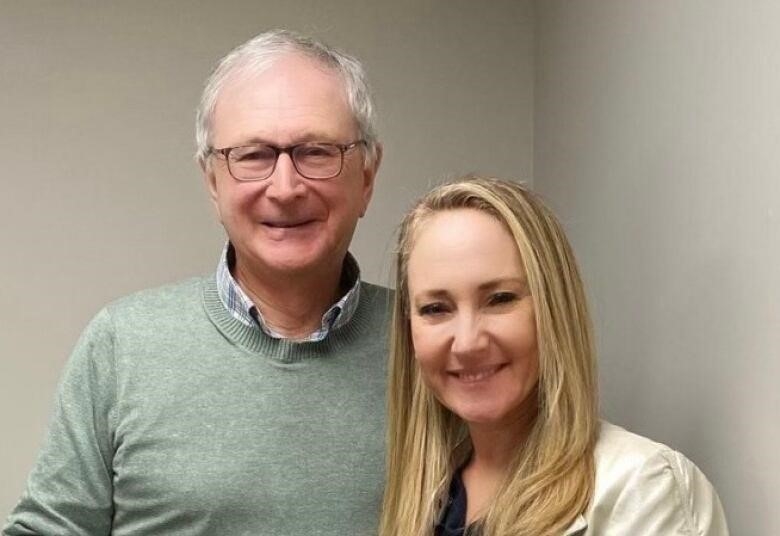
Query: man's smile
[{"left": 261, "top": 218, "right": 317, "bottom": 228}]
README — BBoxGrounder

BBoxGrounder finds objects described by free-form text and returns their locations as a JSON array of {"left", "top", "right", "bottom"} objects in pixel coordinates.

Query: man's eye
[
  {"left": 487, "top": 292, "right": 518, "bottom": 306},
  {"left": 299, "top": 145, "right": 335, "bottom": 158},
  {"left": 417, "top": 303, "right": 449, "bottom": 316},
  {"left": 232, "top": 147, "right": 274, "bottom": 162}
]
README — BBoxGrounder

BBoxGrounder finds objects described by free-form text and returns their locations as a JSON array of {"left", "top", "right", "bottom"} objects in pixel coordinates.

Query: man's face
[{"left": 204, "top": 53, "right": 379, "bottom": 279}]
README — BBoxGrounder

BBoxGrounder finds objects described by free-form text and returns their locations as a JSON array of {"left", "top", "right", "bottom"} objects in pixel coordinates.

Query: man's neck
[{"left": 233, "top": 257, "right": 344, "bottom": 339}]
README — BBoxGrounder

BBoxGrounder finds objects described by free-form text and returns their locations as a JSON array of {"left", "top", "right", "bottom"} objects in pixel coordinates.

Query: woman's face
[{"left": 407, "top": 208, "right": 539, "bottom": 429}]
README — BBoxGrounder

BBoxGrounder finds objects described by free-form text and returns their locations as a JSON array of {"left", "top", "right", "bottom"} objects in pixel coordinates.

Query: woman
[{"left": 379, "top": 177, "right": 728, "bottom": 535}]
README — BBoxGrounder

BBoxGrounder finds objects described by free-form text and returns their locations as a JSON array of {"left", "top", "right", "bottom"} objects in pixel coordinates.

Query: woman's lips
[{"left": 448, "top": 364, "right": 507, "bottom": 383}]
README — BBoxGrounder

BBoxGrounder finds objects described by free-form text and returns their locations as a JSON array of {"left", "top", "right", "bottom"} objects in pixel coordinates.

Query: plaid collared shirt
[{"left": 215, "top": 242, "right": 361, "bottom": 342}]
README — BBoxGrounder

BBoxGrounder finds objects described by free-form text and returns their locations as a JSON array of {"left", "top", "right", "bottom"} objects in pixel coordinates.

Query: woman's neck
[{"left": 461, "top": 407, "right": 536, "bottom": 524}]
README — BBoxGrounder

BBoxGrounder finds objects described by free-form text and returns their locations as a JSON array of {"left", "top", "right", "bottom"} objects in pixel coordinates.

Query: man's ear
[
  {"left": 360, "top": 142, "right": 383, "bottom": 217},
  {"left": 201, "top": 159, "right": 222, "bottom": 220}
]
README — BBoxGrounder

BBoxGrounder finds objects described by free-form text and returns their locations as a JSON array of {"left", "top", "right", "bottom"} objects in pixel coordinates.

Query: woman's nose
[{"left": 451, "top": 313, "right": 489, "bottom": 357}]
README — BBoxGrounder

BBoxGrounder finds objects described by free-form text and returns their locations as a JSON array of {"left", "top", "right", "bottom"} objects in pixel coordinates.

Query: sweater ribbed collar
[{"left": 202, "top": 276, "right": 383, "bottom": 363}]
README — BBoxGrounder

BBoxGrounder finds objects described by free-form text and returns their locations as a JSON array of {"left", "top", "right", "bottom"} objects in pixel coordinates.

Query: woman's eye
[
  {"left": 488, "top": 292, "right": 518, "bottom": 306},
  {"left": 417, "top": 302, "right": 449, "bottom": 316}
]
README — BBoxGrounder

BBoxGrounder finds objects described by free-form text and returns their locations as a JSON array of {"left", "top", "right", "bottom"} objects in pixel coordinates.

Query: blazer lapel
[{"left": 563, "top": 514, "right": 587, "bottom": 535}]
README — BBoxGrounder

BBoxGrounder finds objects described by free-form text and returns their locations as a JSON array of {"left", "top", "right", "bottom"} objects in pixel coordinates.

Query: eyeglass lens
[{"left": 227, "top": 143, "right": 343, "bottom": 180}]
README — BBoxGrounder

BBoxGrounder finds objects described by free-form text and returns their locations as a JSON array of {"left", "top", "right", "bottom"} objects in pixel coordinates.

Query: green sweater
[{"left": 4, "top": 276, "right": 391, "bottom": 535}]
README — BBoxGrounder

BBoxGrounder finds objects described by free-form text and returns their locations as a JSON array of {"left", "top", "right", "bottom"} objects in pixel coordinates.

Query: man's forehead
[
  {"left": 219, "top": 53, "right": 346, "bottom": 106},
  {"left": 211, "top": 53, "right": 357, "bottom": 146}
]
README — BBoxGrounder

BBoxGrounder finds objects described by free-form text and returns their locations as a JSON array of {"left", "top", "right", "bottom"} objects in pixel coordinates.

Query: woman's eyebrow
[
  {"left": 412, "top": 289, "right": 450, "bottom": 301},
  {"left": 477, "top": 277, "right": 528, "bottom": 291}
]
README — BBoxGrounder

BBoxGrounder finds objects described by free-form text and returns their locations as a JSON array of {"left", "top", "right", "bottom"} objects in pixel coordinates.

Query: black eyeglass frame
[{"left": 210, "top": 140, "right": 366, "bottom": 181}]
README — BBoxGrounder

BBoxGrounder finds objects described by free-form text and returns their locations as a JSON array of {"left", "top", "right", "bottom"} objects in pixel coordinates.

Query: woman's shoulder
[
  {"left": 594, "top": 421, "right": 679, "bottom": 469},
  {"left": 584, "top": 421, "right": 729, "bottom": 535}
]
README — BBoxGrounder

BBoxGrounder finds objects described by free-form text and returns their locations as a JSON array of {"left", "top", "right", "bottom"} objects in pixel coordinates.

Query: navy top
[{"left": 435, "top": 468, "right": 481, "bottom": 536}]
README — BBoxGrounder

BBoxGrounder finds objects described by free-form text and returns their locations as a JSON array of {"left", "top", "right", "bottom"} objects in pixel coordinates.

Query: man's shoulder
[
  {"left": 103, "top": 275, "right": 209, "bottom": 321},
  {"left": 359, "top": 280, "right": 393, "bottom": 301},
  {"left": 356, "top": 281, "right": 394, "bottom": 322}
]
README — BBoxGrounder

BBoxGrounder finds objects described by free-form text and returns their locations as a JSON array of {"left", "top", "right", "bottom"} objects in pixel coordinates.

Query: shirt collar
[{"left": 215, "top": 242, "right": 362, "bottom": 341}]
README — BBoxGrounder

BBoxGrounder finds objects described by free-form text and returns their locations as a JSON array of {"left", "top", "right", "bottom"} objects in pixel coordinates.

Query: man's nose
[
  {"left": 264, "top": 153, "right": 307, "bottom": 201},
  {"left": 451, "top": 312, "right": 489, "bottom": 357}
]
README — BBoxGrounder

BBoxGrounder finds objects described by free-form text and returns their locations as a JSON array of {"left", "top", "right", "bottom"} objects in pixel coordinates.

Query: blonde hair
[{"left": 380, "top": 176, "right": 598, "bottom": 536}]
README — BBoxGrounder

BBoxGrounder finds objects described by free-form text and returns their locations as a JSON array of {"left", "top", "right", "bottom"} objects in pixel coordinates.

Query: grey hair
[{"left": 195, "top": 29, "right": 379, "bottom": 168}]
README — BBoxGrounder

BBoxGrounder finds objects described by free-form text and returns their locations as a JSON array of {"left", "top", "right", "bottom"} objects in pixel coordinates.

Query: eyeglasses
[{"left": 210, "top": 140, "right": 365, "bottom": 181}]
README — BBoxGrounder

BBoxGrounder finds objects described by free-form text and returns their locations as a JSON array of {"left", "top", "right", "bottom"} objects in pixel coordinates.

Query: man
[{"left": 4, "top": 30, "right": 388, "bottom": 535}]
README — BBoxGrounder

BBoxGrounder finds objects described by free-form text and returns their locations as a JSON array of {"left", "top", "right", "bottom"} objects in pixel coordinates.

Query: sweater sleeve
[
  {"left": 3, "top": 309, "right": 117, "bottom": 536},
  {"left": 591, "top": 447, "right": 729, "bottom": 536}
]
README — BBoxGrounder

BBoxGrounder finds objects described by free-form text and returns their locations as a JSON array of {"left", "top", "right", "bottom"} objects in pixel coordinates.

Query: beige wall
[
  {"left": 10, "top": 3, "right": 772, "bottom": 532},
  {"left": 0, "top": 1, "right": 534, "bottom": 516},
  {"left": 534, "top": 2, "right": 780, "bottom": 534}
]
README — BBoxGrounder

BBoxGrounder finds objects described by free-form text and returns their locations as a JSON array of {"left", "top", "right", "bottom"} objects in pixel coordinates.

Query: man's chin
[
  {"left": 255, "top": 248, "right": 332, "bottom": 277},
  {"left": 232, "top": 237, "right": 343, "bottom": 280}
]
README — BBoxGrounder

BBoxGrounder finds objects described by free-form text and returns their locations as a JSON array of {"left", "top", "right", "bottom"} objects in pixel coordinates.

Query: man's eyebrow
[{"left": 240, "top": 132, "right": 341, "bottom": 145}]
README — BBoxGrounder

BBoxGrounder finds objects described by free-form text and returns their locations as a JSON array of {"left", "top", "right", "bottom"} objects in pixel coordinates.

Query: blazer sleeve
[
  {"left": 3, "top": 309, "right": 117, "bottom": 536},
  {"left": 589, "top": 447, "right": 729, "bottom": 536}
]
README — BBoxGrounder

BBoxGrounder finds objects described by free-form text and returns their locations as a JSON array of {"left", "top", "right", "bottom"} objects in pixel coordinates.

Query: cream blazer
[{"left": 564, "top": 422, "right": 729, "bottom": 535}]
